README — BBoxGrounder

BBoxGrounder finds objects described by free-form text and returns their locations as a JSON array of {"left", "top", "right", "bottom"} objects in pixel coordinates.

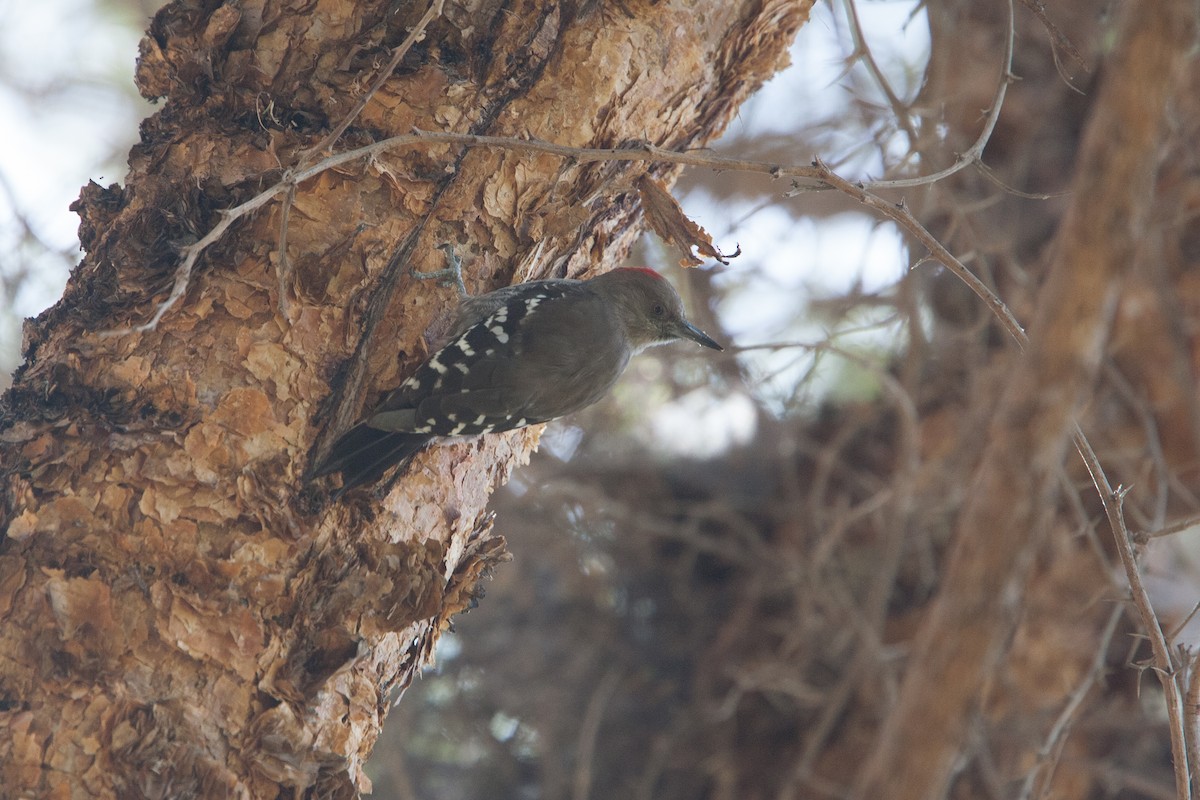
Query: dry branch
[{"left": 854, "top": 2, "right": 1198, "bottom": 796}]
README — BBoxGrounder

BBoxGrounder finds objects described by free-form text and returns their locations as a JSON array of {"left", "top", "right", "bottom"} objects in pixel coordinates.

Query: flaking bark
[{"left": 0, "top": 0, "right": 812, "bottom": 795}]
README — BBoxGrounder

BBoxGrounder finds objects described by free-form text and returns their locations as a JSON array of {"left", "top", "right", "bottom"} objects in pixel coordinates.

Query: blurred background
[{"left": 5, "top": 1, "right": 1197, "bottom": 798}]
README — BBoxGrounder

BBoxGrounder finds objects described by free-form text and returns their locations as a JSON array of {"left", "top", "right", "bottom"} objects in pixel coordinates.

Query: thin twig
[
  {"left": 811, "top": 159, "right": 1026, "bottom": 345},
  {"left": 1138, "top": 515, "right": 1200, "bottom": 544},
  {"left": 99, "top": 130, "right": 833, "bottom": 334},
  {"left": 101, "top": 180, "right": 278, "bottom": 335},
  {"left": 276, "top": 184, "right": 296, "bottom": 318},
  {"left": 571, "top": 667, "right": 623, "bottom": 800},
  {"left": 1075, "top": 435, "right": 1192, "bottom": 800},
  {"left": 1169, "top": 601, "right": 1200, "bottom": 646},
  {"left": 1017, "top": 0, "right": 1090, "bottom": 75},
  {"left": 1104, "top": 362, "right": 1171, "bottom": 531},
  {"left": 839, "top": 0, "right": 919, "bottom": 147},
  {"left": 1188, "top": 652, "right": 1200, "bottom": 798},
  {"left": 858, "top": 0, "right": 1016, "bottom": 191},
  {"left": 300, "top": 0, "right": 445, "bottom": 165},
  {"left": 1019, "top": 603, "right": 1124, "bottom": 800}
]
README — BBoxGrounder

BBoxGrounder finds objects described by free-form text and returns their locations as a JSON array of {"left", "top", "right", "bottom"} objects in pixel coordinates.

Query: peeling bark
[{"left": 0, "top": 0, "right": 812, "bottom": 795}]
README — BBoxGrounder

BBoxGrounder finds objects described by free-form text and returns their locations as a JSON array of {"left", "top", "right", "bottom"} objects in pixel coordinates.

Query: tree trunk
[{"left": 0, "top": 0, "right": 811, "bottom": 795}]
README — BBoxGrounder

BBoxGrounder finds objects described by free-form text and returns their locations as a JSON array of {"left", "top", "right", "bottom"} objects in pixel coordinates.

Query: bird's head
[{"left": 596, "top": 267, "right": 723, "bottom": 353}]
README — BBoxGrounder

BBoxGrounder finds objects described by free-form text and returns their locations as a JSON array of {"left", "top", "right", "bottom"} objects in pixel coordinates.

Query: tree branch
[{"left": 852, "top": 1, "right": 1197, "bottom": 796}]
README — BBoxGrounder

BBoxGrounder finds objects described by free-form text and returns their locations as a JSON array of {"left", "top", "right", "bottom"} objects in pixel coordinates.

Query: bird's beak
[{"left": 677, "top": 320, "right": 723, "bottom": 351}]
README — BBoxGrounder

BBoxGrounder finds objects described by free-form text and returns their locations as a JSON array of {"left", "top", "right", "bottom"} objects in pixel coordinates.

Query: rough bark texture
[{"left": 0, "top": 0, "right": 811, "bottom": 795}]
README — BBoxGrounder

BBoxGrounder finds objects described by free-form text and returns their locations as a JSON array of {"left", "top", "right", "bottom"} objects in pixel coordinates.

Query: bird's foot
[{"left": 412, "top": 243, "right": 469, "bottom": 299}]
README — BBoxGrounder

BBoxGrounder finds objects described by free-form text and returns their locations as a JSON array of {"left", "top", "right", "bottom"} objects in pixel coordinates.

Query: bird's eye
[{"left": 652, "top": 303, "right": 665, "bottom": 316}]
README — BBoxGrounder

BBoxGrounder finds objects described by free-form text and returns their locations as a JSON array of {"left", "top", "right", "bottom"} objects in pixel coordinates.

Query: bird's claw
[{"left": 412, "top": 243, "right": 469, "bottom": 299}]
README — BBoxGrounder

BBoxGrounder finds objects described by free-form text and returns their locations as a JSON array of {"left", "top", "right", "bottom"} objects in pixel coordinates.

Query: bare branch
[
  {"left": 300, "top": 0, "right": 446, "bottom": 164},
  {"left": 851, "top": 0, "right": 1197, "bottom": 794},
  {"left": 1018, "top": 604, "right": 1124, "bottom": 800},
  {"left": 572, "top": 667, "right": 624, "bottom": 800},
  {"left": 276, "top": 184, "right": 296, "bottom": 319},
  {"left": 1018, "top": 0, "right": 1091, "bottom": 76},
  {"left": 839, "top": 0, "right": 919, "bottom": 148},
  {"left": 1138, "top": 515, "right": 1200, "bottom": 544},
  {"left": 1188, "top": 653, "right": 1200, "bottom": 798},
  {"left": 1076, "top": 437, "right": 1192, "bottom": 799},
  {"left": 863, "top": 0, "right": 1017, "bottom": 190},
  {"left": 811, "top": 159, "right": 1026, "bottom": 346}
]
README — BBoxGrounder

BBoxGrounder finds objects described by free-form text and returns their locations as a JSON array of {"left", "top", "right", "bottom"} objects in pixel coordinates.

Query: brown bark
[{"left": 0, "top": 0, "right": 811, "bottom": 795}]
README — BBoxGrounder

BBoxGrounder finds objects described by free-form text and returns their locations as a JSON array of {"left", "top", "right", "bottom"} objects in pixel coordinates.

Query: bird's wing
[
  {"left": 367, "top": 281, "right": 630, "bottom": 435},
  {"left": 445, "top": 279, "right": 579, "bottom": 339},
  {"left": 361, "top": 283, "right": 577, "bottom": 435}
]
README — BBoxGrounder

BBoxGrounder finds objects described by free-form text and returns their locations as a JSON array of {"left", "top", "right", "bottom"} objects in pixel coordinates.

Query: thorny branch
[
  {"left": 851, "top": 0, "right": 1017, "bottom": 191},
  {"left": 825, "top": 128, "right": 1195, "bottom": 789},
  {"left": 819, "top": 166, "right": 1192, "bottom": 799},
  {"left": 107, "top": 120, "right": 1029, "bottom": 336},
  {"left": 108, "top": 0, "right": 1010, "bottom": 334},
  {"left": 823, "top": 159, "right": 1189, "bottom": 797},
  {"left": 105, "top": 0, "right": 1016, "bottom": 335},
  {"left": 1077, "top": 436, "right": 1192, "bottom": 799}
]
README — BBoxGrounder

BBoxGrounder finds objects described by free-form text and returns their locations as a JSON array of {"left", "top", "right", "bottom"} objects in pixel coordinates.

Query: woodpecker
[{"left": 311, "top": 266, "right": 722, "bottom": 497}]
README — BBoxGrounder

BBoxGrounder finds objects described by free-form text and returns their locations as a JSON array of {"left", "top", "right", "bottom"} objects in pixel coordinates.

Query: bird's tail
[{"left": 309, "top": 424, "right": 433, "bottom": 498}]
